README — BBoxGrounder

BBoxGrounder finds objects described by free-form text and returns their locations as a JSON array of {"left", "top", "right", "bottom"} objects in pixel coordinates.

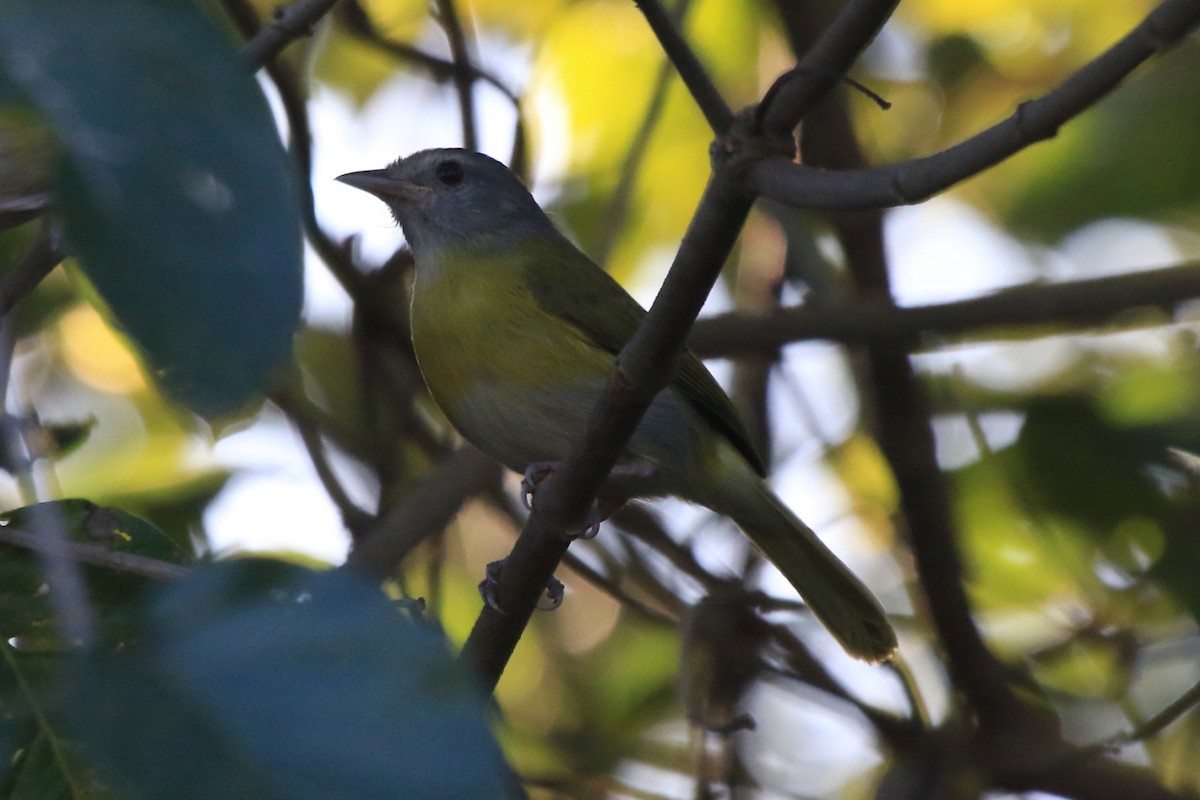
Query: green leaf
[
  {"left": 69, "top": 561, "right": 513, "bottom": 799},
  {"left": 1, "top": 643, "right": 114, "bottom": 799},
  {"left": 0, "top": 0, "right": 303, "bottom": 417},
  {"left": 0, "top": 499, "right": 195, "bottom": 642}
]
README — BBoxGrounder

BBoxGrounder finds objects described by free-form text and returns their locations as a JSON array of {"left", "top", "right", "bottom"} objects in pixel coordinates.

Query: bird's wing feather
[{"left": 523, "top": 233, "right": 766, "bottom": 476}]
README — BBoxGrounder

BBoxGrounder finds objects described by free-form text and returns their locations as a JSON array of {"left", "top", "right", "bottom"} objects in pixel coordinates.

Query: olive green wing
[{"left": 522, "top": 233, "right": 766, "bottom": 476}]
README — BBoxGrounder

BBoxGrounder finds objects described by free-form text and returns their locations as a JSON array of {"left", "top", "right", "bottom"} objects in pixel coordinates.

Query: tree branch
[
  {"left": 778, "top": 0, "right": 1031, "bottom": 747},
  {"left": 345, "top": 447, "right": 503, "bottom": 580},
  {"left": 433, "top": 0, "right": 479, "bottom": 151},
  {"left": 337, "top": 1, "right": 520, "bottom": 104},
  {"left": 0, "top": 524, "right": 189, "bottom": 581},
  {"left": 240, "top": 0, "right": 341, "bottom": 67},
  {"left": 750, "top": 0, "right": 1200, "bottom": 211},
  {"left": 758, "top": 0, "right": 900, "bottom": 136},
  {"left": 632, "top": 0, "right": 732, "bottom": 132},
  {"left": 686, "top": 261, "right": 1200, "bottom": 355},
  {"left": 222, "top": 0, "right": 368, "bottom": 300}
]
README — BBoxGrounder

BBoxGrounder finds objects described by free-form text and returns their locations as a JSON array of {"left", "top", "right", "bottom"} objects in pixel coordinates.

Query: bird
[{"left": 337, "top": 149, "right": 896, "bottom": 663}]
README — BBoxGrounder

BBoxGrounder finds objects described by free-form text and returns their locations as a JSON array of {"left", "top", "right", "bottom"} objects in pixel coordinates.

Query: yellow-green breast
[{"left": 409, "top": 244, "right": 616, "bottom": 471}]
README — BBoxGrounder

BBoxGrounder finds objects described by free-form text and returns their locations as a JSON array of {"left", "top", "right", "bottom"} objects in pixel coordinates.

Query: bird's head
[{"left": 337, "top": 148, "right": 553, "bottom": 257}]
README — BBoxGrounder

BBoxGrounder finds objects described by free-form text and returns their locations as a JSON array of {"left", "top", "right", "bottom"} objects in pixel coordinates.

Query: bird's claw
[
  {"left": 478, "top": 559, "right": 566, "bottom": 613},
  {"left": 479, "top": 560, "right": 507, "bottom": 613},
  {"left": 521, "top": 460, "right": 560, "bottom": 510},
  {"left": 574, "top": 506, "right": 602, "bottom": 541},
  {"left": 539, "top": 576, "right": 565, "bottom": 610},
  {"left": 521, "top": 460, "right": 657, "bottom": 539}
]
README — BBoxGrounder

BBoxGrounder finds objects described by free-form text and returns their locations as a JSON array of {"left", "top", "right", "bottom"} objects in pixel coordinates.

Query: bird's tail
[{"left": 699, "top": 451, "right": 897, "bottom": 663}]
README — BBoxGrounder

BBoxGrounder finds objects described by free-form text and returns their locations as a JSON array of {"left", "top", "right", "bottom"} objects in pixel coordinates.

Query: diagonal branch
[
  {"left": 632, "top": 0, "right": 732, "bottom": 132},
  {"left": 346, "top": 447, "right": 503, "bottom": 580},
  {"left": 751, "top": 0, "right": 1200, "bottom": 211},
  {"left": 240, "top": 0, "right": 341, "bottom": 67},
  {"left": 757, "top": 0, "right": 900, "bottom": 136}
]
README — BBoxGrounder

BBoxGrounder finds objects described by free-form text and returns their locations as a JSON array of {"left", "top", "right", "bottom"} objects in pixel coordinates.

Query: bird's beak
[{"left": 336, "top": 169, "right": 429, "bottom": 202}]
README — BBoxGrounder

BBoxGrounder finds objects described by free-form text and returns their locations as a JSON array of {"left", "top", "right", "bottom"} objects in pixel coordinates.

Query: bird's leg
[
  {"left": 521, "top": 460, "right": 655, "bottom": 540},
  {"left": 478, "top": 559, "right": 565, "bottom": 613}
]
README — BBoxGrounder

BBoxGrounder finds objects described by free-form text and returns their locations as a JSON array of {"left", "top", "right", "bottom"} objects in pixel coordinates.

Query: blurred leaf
[
  {"left": 314, "top": 24, "right": 410, "bottom": 107},
  {"left": 1097, "top": 359, "right": 1200, "bottom": 427},
  {"left": 293, "top": 326, "right": 367, "bottom": 443},
  {"left": 0, "top": 645, "right": 113, "bottom": 800},
  {"left": 0, "top": 414, "right": 94, "bottom": 472},
  {"left": 955, "top": 451, "right": 1085, "bottom": 615},
  {"left": 0, "top": 499, "right": 192, "bottom": 800},
  {"left": 1003, "top": 41, "right": 1200, "bottom": 239},
  {"left": 900, "top": 0, "right": 1151, "bottom": 65},
  {"left": 1032, "top": 637, "right": 1128, "bottom": 699},
  {"left": 0, "top": 0, "right": 303, "bottom": 417},
  {"left": 69, "top": 560, "right": 513, "bottom": 799},
  {"left": 962, "top": 396, "right": 1200, "bottom": 625},
  {"left": 1012, "top": 398, "right": 1175, "bottom": 538}
]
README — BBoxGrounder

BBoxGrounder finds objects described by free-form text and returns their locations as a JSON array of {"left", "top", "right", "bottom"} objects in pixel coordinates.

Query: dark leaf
[
  {"left": 70, "top": 561, "right": 513, "bottom": 799},
  {"left": 0, "top": 0, "right": 303, "bottom": 417}
]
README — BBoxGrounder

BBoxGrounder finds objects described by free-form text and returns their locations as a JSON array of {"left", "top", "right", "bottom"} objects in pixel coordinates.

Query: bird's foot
[
  {"left": 521, "top": 460, "right": 655, "bottom": 539},
  {"left": 520, "top": 461, "right": 560, "bottom": 510},
  {"left": 479, "top": 559, "right": 565, "bottom": 612}
]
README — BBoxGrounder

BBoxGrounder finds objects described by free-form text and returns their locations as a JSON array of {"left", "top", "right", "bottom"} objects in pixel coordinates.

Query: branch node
[
  {"left": 710, "top": 107, "right": 797, "bottom": 180},
  {"left": 1013, "top": 98, "right": 1058, "bottom": 143}
]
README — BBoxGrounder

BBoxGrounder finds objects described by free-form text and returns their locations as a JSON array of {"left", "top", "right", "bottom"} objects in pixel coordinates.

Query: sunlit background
[{"left": 7, "top": 0, "right": 1200, "bottom": 795}]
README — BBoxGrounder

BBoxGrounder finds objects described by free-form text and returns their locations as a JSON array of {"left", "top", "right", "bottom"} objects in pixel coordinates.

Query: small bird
[{"left": 338, "top": 149, "right": 896, "bottom": 662}]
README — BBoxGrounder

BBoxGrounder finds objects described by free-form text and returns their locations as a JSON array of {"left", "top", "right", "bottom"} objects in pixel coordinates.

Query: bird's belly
[
  {"left": 414, "top": 318, "right": 708, "bottom": 495},
  {"left": 412, "top": 294, "right": 608, "bottom": 468},
  {"left": 448, "top": 375, "right": 600, "bottom": 470}
]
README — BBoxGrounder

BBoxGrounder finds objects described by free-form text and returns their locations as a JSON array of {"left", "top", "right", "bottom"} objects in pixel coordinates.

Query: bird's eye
[{"left": 435, "top": 159, "right": 465, "bottom": 186}]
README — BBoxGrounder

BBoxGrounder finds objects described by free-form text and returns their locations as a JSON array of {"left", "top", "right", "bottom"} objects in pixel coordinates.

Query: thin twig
[
  {"left": 759, "top": 0, "right": 900, "bottom": 136},
  {"left": 769, "top": 622, "right": 917, "bottom": 745},
  {"left": 283, "top": 399, "right": 373, "bottom": 535},
  {"left": 433, "top": 0, "right": 479, "bottom": 151},
  {"left": 240, "top": 0, "right": 342, "bottom": 67},
  {"left": 750, "top": 0, "right": 1200, "bottom": 210},
  {"left": 632, "top": 0, "right": 732, "bottom": 133},
  {"left": 0, "top": 524, "right": 189, "bottom": 581},
  {"left": 337, "top": 1, "right": 520, "bottom": 103},
  {"left": 1106, "top": 677, "right": 1200, "bottom": 747},
  {"left": 558, "top": 549, "right": 679, "bottom": 627},
  {"left": 610, "top": 504, "right": 724, "bottom": 594},
  {"left": 345, "top": 447, "right": 503, "bottom": 579}
]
